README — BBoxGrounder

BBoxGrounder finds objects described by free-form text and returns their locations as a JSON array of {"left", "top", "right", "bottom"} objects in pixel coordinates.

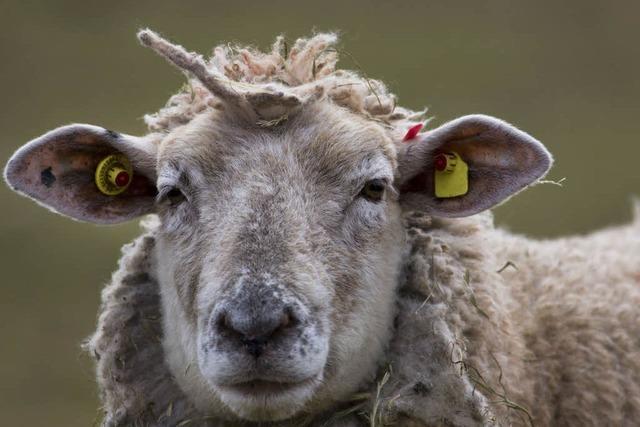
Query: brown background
[{"left": 1, "top": 1, "right": 639, "bottom": 425}]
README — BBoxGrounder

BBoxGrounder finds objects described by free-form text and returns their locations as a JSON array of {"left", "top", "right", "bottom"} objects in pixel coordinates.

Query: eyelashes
[
  {"left": 156, "top": 185, "right": 187, "bottom": 207},
  {"left": 359, "top": 178, "right": 386, "bottom": 202}
]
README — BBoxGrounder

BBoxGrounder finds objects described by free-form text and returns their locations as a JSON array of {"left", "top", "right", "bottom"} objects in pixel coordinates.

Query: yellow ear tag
[
  {"left": 434, "top": 152, "right": 468, "bottom": 198},
  {"left": 95, "top": 154, "right": 133, "bottom": 196}
]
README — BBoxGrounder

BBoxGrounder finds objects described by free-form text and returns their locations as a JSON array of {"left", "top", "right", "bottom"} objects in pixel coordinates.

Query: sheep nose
[{"left": 216, "top": 304, "right": 295, "bottom": 357}]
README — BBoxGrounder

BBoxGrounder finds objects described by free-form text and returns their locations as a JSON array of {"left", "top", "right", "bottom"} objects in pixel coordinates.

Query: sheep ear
[
  {"left": 397, "top": 115, "right": 552, "bottom": 217},
  {"left": 4, "top": 124, "right": 158, "bottom": 224}
]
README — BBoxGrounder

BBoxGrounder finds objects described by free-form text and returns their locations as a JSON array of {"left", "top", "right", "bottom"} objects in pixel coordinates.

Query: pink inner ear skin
[{"left": 127, "top": 174, "right": 155, "bottom": 197}]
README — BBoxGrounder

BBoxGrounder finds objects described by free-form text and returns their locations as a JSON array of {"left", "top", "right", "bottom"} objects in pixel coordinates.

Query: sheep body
[
  {"left": 86, "top": 205, "right": 640, "bottom": 426},
  {"left": 383, "top": 205, "right": 640, "bottom": 426}
]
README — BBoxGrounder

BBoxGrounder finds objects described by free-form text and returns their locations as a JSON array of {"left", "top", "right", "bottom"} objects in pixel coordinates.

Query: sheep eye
[
  {"left": 167, "top": 188, "right": 185, "bottom": 204},
  {"left": 360, "top": 179, "right": 386, "bottom": 202},
  {"left": 158, "top": 187, "right": 186, "bottom": 207},
  {"left": 167, "top": 188, "right": 184, "bottom": 204}
]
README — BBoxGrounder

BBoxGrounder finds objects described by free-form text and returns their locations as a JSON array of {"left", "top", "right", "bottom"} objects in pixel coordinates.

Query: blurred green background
[{"left": 1, "top": 0, "right": 639, "bottom": 425}]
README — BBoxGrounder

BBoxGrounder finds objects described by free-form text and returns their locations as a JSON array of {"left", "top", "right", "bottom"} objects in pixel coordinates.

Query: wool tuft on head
[{"left": 136, "top": 29, "right": 428, "bottom": 135}]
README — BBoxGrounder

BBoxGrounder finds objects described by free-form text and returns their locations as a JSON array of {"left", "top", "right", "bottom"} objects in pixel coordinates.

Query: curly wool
[
  {"left": 83, "top": 227, "right": 206, "bottom": 426},
  {"left": 384, "top": 204, "right": 640, "bottom": 426},
  {"left": 142, "top": 32, "right": 427, "bottom": 139}
]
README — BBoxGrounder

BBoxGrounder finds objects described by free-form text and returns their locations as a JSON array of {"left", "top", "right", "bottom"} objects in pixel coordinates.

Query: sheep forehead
[{"left": 156, "top": 103, "right": 398, "bottom": 194}]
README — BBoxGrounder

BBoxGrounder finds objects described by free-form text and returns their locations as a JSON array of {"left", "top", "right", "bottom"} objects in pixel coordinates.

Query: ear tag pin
[
  {"left": 434, "top": 152, "right": 468, "bottom": 198},
  {"left": 95, "top": 154, "right": 133, "bottom": 196}
]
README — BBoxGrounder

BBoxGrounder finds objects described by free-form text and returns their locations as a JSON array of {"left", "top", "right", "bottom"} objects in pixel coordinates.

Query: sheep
[{"left": 3, "top": 29, "right": 640, "bottom": 426}]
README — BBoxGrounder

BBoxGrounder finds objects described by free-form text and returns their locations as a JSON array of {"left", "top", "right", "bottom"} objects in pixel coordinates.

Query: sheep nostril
[
  {"left": 279, "top": 311, "right": 291, "bottom": 329},
  {"left": 281, "top": 306, "right": 300, "bottom": 330},
  {"left": 215, "top": 310, "right": 234, "bottom": 335}
]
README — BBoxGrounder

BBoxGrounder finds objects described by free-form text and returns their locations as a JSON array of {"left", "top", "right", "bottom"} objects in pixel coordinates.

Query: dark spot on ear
[
  {"left": 105, "top": 129, "right": 120, "bottom": 140},
  {"left": 40, "top": 167, "right": 56, "bottom": 187}
]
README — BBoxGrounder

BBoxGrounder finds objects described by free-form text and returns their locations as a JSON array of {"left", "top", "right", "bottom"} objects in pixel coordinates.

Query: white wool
[{"left": 141, "top": 32, "right": 427, "bottom": 140}]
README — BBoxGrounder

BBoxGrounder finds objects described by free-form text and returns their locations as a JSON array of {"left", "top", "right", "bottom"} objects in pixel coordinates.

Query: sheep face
[{"left": 154, "top": 102, "right": 404, "bottom": 421}]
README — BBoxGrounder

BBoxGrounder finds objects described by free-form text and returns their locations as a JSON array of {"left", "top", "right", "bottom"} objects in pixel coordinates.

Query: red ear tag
[
  {"left": 434, "top": 154, "right": 448, "bottom": 171},
  {"left": 114, "top": 171, "right": 130, "bottom": 187},
  {"left": 402, "top": 123, "right": 424, "bottom": 142}
]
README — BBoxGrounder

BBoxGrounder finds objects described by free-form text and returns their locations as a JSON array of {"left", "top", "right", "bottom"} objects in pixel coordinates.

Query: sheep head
[{"left": 3, "top": 30, "right": 552, "bottom": 422}]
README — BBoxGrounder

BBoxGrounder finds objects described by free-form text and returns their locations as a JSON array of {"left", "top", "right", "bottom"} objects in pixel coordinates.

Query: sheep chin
[{"left": 212, "top": 375, "right": 320, "bottom": 421}]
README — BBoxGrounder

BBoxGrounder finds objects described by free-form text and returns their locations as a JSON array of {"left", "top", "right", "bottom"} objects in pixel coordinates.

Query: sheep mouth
[{"left": 217, "top": 376, "right": 318, "bottom": 396}]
